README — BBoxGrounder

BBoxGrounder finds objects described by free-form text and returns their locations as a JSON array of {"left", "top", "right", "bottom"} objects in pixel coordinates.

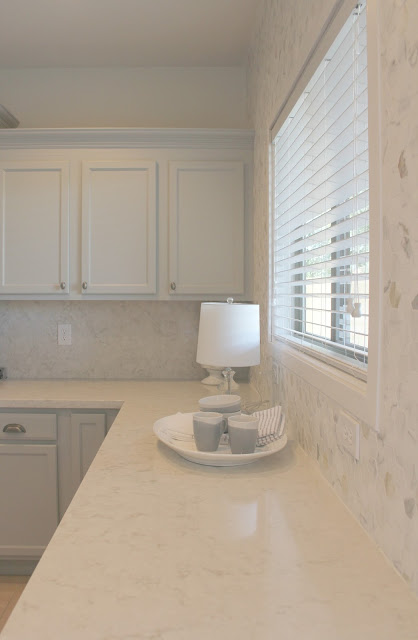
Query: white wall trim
[
  {"left": 0, "top": 128, "right": 254, "bottom": 150},
  {"left": 268, "top": 339, "right": 375, "bottom": 425}
]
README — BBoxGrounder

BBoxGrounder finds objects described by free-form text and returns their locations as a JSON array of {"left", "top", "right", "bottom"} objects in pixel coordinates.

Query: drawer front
[{"left": 0, "top": 413, "right": 57, "bottom": 441}]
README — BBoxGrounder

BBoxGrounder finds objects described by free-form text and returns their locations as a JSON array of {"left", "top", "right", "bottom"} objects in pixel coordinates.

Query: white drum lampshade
[{"left": 196, "top": 302, "right": 260, "bottom": 373}]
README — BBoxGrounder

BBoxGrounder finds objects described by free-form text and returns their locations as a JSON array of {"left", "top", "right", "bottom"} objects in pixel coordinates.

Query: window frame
[{"left": 268, "top": 0, "right": 381, "bottom": 427}]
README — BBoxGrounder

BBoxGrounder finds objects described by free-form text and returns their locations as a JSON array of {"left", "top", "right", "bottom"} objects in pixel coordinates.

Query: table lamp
[{"left": 196, "top": 298, "right": 260, "bottom": 393}]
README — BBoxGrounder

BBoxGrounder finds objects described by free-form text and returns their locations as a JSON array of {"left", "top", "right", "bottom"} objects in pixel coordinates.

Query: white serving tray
[{"left": 153, "top": 412, "right": 287, "bottom": 467}]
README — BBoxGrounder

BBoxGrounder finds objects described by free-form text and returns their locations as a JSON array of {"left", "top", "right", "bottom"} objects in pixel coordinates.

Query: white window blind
[{"left": 271, "top": 1, "right": 368, "bottom": 378}]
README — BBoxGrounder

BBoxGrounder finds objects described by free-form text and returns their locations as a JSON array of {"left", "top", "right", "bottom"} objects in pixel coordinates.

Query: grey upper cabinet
[
  {"left": 81, "top": 161, "right": 157, "bottom": 295},
  {"left": 0, "top": 161, "right": 69, "bottom": 295},
  {"left": 0, "top": 128, "right": 253, "bottom": 301},
  {"left": 168, "top": 161, "right": 244, "bottom": 295}
]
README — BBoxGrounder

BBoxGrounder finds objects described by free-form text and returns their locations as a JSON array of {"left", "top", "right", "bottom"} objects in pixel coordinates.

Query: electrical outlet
[
  {"left": 336, "top": 410, "right": 360, "bottom": 460},
  {"left": 58, "top": 323, "right": 72, "bottom": 346},
  {"left": 272, "top": 362, "right": 279, "bottom": 384}
]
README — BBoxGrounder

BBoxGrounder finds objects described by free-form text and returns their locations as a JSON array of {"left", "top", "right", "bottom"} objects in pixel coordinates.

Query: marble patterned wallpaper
[
  {"left": 0, "top": 301, "right": 202, "bottom": 380},
  {"left": 248, "top": 0, "right": 418, "bottom": 594}
]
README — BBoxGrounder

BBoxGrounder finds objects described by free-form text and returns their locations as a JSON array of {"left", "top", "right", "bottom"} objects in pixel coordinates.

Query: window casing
[{"left": 270, "top": 1, "right": 368, "bottom": 379}]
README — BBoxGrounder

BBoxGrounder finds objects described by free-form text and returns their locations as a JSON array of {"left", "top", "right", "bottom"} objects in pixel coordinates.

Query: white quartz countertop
[{"left": 1, "top": 380, "right": 418, "bottom": 639}]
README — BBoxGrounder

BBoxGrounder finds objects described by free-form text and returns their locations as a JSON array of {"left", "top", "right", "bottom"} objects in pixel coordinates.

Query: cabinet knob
[
  {"left": 60, "top": 282, "right": 66, "bottom": 290},
  {"left": 3, "top": 423, "right": 26, "bottom": 434},
  {"left": 170, "top": 282, "right": 176, "bottom": 291},
  {"left": 82, "top": 282, "right": 88, "bottom": 290}
]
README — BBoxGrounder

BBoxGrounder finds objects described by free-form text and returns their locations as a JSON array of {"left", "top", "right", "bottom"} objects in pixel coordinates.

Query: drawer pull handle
[
  {"left": 82, "top": 281, "right": 88, "bottom": 290},
  {"left": 170, "top": 282, "right": 176, "bottom": 291},
  {"left": 60, "top": 281, "right": 66, "bottom": 290},
  {"left": 3, "top": 423, "right": 26, "bottom": 434}
]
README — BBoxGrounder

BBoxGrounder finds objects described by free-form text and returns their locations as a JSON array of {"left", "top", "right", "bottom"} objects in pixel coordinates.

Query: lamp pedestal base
[
  {"left": 200, "top": 366, "right": 239, "bottom": 391},
  {"left": 200, "top": 366, "right": 224, "bottom": 386},
  {"left": 218, "top": 377, "right": 239, "bottom": 393},
  {"left": 221, "top": 368, "right": 238, "bottom": 394}
]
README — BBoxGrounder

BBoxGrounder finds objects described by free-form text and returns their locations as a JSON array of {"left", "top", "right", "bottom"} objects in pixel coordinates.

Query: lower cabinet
[
  {"left": 71, "top": 412, "right": 106, "bottom": 488},
  {"left": 0, "top": 409, "right": 113, "bottom": 570},
  {"left": 0, "top": 443, "right": 58, "bottom": 558}
]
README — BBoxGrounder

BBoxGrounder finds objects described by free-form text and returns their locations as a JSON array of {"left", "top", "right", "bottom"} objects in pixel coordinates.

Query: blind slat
[{"left": 273, "top": 202, "right": 369, "bottom": 249}]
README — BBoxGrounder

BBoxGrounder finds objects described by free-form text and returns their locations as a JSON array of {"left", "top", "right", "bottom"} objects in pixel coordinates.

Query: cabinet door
[
  {"left": 81, "top": 161, "right": 157, "bottom": 295},
  {"left": 168, "top": 161, "right": 244, "bottom": 295},
  {"left": 0, "top": 162, "right": 69, "bottom": 295},
  {"left": 70, "top": 413, "right": 106, "bottom": 487},
  {"left": 0, "top": 444, "right": 58, "bottom": 557}
]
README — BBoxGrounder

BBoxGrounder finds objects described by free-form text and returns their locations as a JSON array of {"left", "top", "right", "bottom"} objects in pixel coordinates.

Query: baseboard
[{"left": 0, "top": 558, "right": 39, "bottom": 575}]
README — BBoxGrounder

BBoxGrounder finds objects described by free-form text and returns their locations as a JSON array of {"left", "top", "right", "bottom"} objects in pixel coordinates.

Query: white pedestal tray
[{"left": 153, "top": 412, "right": 287, "bottom": 467}]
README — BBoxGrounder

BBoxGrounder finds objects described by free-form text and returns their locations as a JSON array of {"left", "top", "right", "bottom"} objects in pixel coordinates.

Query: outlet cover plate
[
  {"left": 336, "top": 410, "right": 360, "bottom": 461},
  {"left": 58, "top": 323, "right": 72, "bottom": 346},
  {"left": 272, "top": 362, "right": 279, "bottom": 384}
]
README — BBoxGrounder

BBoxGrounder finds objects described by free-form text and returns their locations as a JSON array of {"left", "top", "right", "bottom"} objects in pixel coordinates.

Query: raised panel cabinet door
[
  {"left": 81, "top": 161, "right": 157, "bottom": 295},
  {"left": 0, "top": 444, "right": 58, "bottom": 557},
  {"left": 0, "top": 162, "right": 69, "bottom": 295},
  {"left": 168, "top": 161, "right": 245, "bottom": 295},
  {"left": 70, "top": 413, "right": 106, "bottom": 487}
]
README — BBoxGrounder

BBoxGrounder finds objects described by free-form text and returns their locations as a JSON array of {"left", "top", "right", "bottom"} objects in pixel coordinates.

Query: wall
[
  {"left": 248, "top": 0, "right": 418, "bottom": 594},
  {"left": 0, "top": 301, "right": 202, "bottom": 379},
  {"left": 0, "top": 66, "right": 249, "bottom": 128}
]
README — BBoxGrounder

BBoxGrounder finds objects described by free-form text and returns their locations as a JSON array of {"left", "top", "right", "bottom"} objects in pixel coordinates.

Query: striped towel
[{"left": 253, "top": 405, "right": 285, "bottom": 447}]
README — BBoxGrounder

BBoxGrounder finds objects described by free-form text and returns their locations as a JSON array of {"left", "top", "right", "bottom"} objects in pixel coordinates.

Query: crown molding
[
  {"left": 0, "top": 128, "right": 254, "bottom": 150},
  {"left": 0, "top": 105, "right": 20, "bottom": 129}
]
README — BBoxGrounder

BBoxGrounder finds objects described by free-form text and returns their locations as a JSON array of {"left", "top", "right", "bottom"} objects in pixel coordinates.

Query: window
[{"left": 270, "top": 1, "right": 368, "bottom": 379}]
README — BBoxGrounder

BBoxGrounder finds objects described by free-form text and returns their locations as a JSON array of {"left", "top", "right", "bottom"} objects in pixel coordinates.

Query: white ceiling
[{"left": 0, "top": 0, "right": 258, "bottom": 68}]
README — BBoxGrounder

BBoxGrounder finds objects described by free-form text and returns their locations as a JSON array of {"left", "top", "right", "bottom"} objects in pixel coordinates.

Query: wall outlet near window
[
  {"left": 272, "top": 362, "right": 279, "bottom": 384},
  {"left": 336, "top": 411, "right": 360, "bottom": 461},
  {"left": 58, "top": 324, "right": 72, "bottom": 346}
]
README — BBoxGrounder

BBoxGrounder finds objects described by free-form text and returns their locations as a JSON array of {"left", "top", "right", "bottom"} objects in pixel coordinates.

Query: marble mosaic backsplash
[{"left": 0, "top": 301, "right": 202, "bottom": 380}]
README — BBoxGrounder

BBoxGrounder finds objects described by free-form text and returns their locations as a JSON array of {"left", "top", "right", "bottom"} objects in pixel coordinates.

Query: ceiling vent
[{"left": 0, "top": 105, "right": 19, "bottom": 128}]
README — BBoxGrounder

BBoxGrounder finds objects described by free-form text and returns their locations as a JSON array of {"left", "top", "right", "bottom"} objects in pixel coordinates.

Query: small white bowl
[{"left": 199, "top": 394, "right": 241, "bottom": 414}]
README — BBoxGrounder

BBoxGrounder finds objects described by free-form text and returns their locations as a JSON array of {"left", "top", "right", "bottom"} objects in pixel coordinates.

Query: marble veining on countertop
[{"left": 0, "top": 380, "right": 418, "bottom": 639}]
